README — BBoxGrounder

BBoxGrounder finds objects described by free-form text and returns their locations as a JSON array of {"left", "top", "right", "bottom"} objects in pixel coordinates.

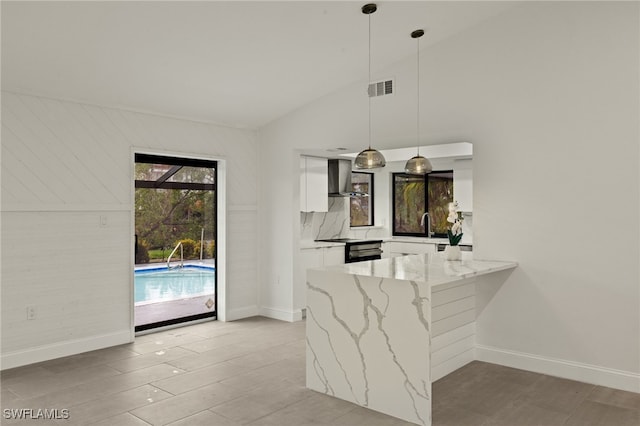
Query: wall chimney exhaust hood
[{"left": 328, "top": 159, "right": 366, "bottom": 197}]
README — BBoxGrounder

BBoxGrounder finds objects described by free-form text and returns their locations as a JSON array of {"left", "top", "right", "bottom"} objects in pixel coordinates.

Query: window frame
[{"left": 350, "top": 171, "right": 375, "bottom": 227}]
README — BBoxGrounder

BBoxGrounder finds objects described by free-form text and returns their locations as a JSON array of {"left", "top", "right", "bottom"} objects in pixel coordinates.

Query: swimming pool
[{"left": 134, "top": 265, "right": 215, "bottom": 304}]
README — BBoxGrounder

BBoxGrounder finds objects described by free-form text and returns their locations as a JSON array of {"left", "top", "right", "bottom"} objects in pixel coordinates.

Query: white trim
[
  {"left": 130, "top": 148, "right": 226, "bottom": 324},
  {"left": 476, "top": 344, "right": 640, "bottom": 393},
  {"left": 1, "top": 330, "right": 132, "bottom": 371},
  {"left": 225, "top": 305, "right": 260, "bottom": 322},
  {"left": 291, "top": 309, "right": 304, "bottom": 322},
  {"left": 259, "top": 306, "right": 303, "bottom": 323},
  {"left": 2, "top": 204, "right": 131, "bottom": 212}
]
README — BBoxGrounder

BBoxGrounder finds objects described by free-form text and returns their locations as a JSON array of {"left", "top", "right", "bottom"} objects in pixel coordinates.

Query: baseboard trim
[
  {"left": 225, "top": 305, "right": 260, "bottom": 322},
  {"left": 476, "top": 344, "right": 640, "bottom": 393},
  {"left": 259, "top": 306, "right": 302, "bottom": 322},
  {"left": 1, "top": 330, "right": 132, "bottom": 371}
]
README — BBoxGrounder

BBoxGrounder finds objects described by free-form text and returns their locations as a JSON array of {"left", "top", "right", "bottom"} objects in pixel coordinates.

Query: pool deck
[
  {"left": 134, "top": 259, "right": 216, "bottom": 327},
  {"left": 135, "top": 295, "right": 215, "bottom": 327}
]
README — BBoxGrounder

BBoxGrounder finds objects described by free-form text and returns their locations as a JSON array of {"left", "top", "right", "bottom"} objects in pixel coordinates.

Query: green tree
[{"left": 135, "top": 162, "right": 216, "bottom": 260}]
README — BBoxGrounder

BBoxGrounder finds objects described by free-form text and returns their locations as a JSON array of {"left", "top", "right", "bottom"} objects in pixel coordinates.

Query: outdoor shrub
[
  {"left": 135, "top": 239, "right": 150, "bottom": 264},
  {"left": 178, "top": 238, "right": 199, "bottom": 259},
  {"left": 208, "top": 241, "right": 216, "bottom": 258}
]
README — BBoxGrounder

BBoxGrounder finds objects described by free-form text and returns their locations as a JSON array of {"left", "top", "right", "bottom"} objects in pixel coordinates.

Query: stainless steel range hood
[{"left": 328, "top": 159, "right": 367, "bottom": 197}]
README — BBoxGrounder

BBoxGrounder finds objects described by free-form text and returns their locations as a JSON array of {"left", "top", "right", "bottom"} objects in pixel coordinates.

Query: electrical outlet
[
  {"left": 26, "top": 305, "right": 36, "bottom": 320},
  {"left": 99, "top": 215, "right": 108, "bottom": 228}
]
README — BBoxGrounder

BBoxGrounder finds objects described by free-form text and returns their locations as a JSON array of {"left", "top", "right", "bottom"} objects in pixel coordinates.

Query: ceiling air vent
[{"left": 368, "top": 79, "right": 394, "bottom": 97}]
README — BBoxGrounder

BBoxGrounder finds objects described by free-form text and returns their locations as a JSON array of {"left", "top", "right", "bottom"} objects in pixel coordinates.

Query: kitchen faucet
[{"left": 420, "top": 212, "right": 432, "bottom": 237}]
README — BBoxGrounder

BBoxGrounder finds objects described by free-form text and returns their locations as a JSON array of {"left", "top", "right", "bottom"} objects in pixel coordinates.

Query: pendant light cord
[
  {"left": 368, "top": 11, "right": 372, "bottom": 151},
  {"left": 416, "top": 35, "right": 420, "bottom": 157}
]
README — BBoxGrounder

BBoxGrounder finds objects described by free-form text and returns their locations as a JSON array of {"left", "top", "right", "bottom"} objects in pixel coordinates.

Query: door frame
[{"left": 130, "top": 148, "right": 227, "bottom": 336}]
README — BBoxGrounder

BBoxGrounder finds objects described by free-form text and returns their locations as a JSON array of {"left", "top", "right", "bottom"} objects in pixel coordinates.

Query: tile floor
[{"left": 1, "top": 317, "right": 639, "bottom": 425}]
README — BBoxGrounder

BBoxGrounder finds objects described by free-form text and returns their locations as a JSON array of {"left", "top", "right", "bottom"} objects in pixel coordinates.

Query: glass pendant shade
[
  {"left": 404, "top": 28, "right": 432, "bottom": 175},
  {"left": 355, "top": 148, "right": 386, "bottom": 169},
  {"left": 405, "top": 154, "right": 432, "bottom": 175}
]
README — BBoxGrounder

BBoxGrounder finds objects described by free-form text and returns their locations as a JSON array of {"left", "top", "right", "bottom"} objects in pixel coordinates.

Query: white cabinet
[
  {"left": 300, "top": 156, "right": 328, "bottom": 212},
  {"left": 323, "top": 246, "right": 345, "bottom": 266},
  {"left": 300, "top": 246, "right": 345, "bottom": 270},
  {"left": 383, "top": 241, "right": 437, "bottom": 258},
  {"left": 454, "top": 159, "right": 473, "bottom": 212},
  {"left": 300, "top": 247, "right": 325, "bottom": 271}
]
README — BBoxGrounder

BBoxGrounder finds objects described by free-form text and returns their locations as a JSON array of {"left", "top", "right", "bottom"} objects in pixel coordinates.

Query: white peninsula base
[{"left": 306, "top": 253, "right": 517, "bottom": 426}]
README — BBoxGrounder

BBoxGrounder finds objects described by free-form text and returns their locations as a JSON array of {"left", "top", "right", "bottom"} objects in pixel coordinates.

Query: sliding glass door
[{"left": 134, "top": 154, "right": 217, "bottom": 331}]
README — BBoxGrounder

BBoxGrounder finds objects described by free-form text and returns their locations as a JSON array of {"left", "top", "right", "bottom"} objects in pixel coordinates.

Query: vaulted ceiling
[{"left": 2, "top": 1, "right": 516, "bottom": 129}]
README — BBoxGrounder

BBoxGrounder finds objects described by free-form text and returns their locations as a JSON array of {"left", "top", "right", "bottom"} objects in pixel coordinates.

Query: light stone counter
[
  {"left": 306, "top": 253, "right": 517, "bottom": 426},
  {"left": 385, "top": 236, "right": 473, "bottom": 246},
  {"left": 299, "top": 240, "right": 345, "bottom": 249},
  {"left": 320, "top": 252, "right": 514, "bottom": 286}
]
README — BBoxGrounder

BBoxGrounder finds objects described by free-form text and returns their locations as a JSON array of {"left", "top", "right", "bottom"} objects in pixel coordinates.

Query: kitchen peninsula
[{"left": 305, "top": 253, "right": 517, "bottom": 426}]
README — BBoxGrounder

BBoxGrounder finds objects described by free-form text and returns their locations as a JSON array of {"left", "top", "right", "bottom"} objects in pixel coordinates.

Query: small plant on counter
[{"left": 446, "top": 201, "right": 464, "bottom": 246}]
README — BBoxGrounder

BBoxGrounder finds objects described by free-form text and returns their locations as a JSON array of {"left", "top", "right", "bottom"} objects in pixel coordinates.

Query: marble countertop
[
  {"left": 316, "top": 252, "right": 517, "bottom": 287},
  {"left": 300, "top": 241, "right": 346, "bottom": 249},
  {"left": 301, "top": 237, "right": 472, "bottom": 249},
  {"left": 385, "top": 237, "right": 473, "bottom": 245},
  {"left": 300, "top": 238, "right": 384, "bottom": 249}
]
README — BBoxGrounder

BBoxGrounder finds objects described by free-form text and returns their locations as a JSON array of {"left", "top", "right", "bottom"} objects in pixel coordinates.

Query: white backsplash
[
  {"left": 460, "top": 212, "right": 473, "bottom": 244},
  {"left": 301, "top": 197, "right": 389, "bottom": 241},
  {"left": 300, "top": 198, "right": 472, "bottom": 243},
  {"left": 347, "top": 226, "right": 387, "bottom": 239},
  {"left": 301, "top": 198, "right": 350, "bottom": 241}
]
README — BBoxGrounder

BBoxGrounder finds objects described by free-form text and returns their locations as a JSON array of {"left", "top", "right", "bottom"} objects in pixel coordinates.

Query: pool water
[{"left": 134, "top": 267, "right": 215, "bottom": 304}]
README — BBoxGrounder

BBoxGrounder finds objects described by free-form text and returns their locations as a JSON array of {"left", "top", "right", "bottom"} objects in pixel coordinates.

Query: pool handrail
[{"left": 167, "top": 242, "right": 184, "bottom": 269}]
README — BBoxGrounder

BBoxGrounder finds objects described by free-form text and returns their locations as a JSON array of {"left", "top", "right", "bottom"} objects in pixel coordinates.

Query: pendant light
[
  {"left": 355, "top": 3, "right": 386, "bottom": 170},
  {"left": 405, "top": 29, "right": 432, "bottom": 175}
]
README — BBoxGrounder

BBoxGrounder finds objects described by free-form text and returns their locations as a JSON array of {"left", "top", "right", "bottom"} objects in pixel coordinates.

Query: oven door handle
[{"left": 349, "top": 248, "right": 383, "bottom": 259}]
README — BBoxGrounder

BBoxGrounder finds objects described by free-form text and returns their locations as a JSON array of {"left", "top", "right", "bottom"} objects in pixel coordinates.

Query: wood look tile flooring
[{"left": 1, "top": 317, "right": 639, "bottom": 426}]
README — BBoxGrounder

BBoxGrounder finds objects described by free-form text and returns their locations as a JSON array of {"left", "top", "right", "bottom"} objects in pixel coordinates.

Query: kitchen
[
  {"left": 297, "top": 142, "right": 523, "bottom": 424},
  {"left": 298, "top": 144, "right": 474, "bottom": 308}
]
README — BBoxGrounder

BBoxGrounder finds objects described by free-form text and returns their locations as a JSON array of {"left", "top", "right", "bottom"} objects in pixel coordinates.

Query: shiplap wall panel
[
  {"left": 1, "top": 92, "right": 259, "bottom": 366},
  {"left": 20, "top": 96, "right": 122, "bottom": 193},
  {"left": 32, "top": 98, "right": 131, "bottom": 202},
  {"left": 2, "top": 124, "right": 69, "bottom": 204},
  {"left": 4, "top": 95, "right": 123, "bottom": 205},
  {"left": 1, "top": 147, "right": 40, "bottom": 203},
  {"left": 432, "top": 322, "right": 475, "bottom": 353},
  {"left": 2, "top": 211, "right": 131, "bottom": 350},
  {"left": 226, "top": 209, "right": 259, "bottom": 313},
  {"left": 432, "top": 350, "right": 475, "bottom": 382},
  {"left": 430, "top": 280, "right": 476, "bottom": 379},
  {"left": 432, "top": 335, "right": 475, "bottom": 367},
  {"left": 432, "top": 297, "right": 475, "bottom": 321}
]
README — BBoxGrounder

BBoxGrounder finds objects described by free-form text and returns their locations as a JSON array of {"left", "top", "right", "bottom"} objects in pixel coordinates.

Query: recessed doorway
[{"left": 134, "top": 153, "right": 217, "bottom": 331}]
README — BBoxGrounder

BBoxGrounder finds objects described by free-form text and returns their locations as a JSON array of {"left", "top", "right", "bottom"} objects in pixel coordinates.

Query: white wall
[
  {"left": 258, "top": 1, "right": 639, "bottom": 391},
  {"left": 1, "top": 92, "right": 259, "bottom": 368}
]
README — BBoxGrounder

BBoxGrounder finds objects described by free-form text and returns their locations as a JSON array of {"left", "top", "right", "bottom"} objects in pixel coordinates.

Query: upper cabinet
[
  {"left": 300, "top": 156, "right": 328, "bottom": 212},
  {"left": 454, "top": 159, "right": 473, "bottom": 212}
]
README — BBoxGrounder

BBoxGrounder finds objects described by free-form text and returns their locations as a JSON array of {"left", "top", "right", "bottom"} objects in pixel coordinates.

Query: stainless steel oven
[
  {"left": 345, "top": 240, "right": 383, "bottom": 263},
  {"left": 436, "top": 244, "right": 473, "bottom": 252},
  {"left": 314, "top": 239, "right": 383, "bottom": 263}
]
